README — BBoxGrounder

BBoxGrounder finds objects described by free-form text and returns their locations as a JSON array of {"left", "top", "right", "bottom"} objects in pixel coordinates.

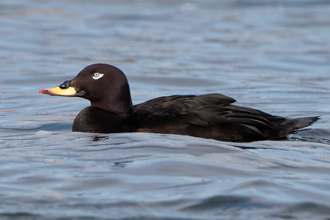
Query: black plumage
[{"left": 40, "top": 63, "right": 318, "bottom": 142}]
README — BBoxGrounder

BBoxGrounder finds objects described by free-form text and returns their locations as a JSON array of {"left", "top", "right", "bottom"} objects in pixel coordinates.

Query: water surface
[{"left": 1, "top": 0, "right": 330, "bottom": 219}]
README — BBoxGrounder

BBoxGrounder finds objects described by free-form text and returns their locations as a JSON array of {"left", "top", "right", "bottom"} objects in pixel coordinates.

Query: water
[{"left": 1, "top": 0, "right": 330, "bottom": 219}]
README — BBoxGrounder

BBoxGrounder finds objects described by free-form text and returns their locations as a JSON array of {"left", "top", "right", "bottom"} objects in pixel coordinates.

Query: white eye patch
[{"left": 92, "top": 72, "right": 104, "bottom": 80}]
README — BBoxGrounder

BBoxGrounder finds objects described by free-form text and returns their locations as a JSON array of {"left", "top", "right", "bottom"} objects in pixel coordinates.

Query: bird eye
[{"left": 92, "top": 72, "right": 104, "bottom": 80}]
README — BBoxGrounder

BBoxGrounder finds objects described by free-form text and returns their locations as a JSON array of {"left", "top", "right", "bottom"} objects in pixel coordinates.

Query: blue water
[{"left": 1, "top": 0, "right": 330, "bottom": 219}]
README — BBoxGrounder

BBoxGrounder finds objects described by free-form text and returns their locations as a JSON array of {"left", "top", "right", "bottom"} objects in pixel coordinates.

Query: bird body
[{"left": 40, "top": 63, "right": 318, "bottom": 142}]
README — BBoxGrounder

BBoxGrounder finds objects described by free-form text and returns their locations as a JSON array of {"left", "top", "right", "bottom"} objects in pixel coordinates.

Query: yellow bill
[{"left": 39, "top": 86, "right": 78, "bottom": 96}]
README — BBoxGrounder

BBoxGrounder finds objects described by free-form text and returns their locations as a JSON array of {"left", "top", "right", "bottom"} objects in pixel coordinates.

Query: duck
[{"left": 39, "top": 63, "right": 318, "bottom": 142}]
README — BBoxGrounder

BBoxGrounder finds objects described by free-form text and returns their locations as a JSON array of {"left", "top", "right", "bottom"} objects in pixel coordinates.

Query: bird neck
[
  {"left": 90, "top": 87, "right": 133, "bottom": 114},
  {"left": 91, "top": 96, "right": 133, "bottom": 114}
]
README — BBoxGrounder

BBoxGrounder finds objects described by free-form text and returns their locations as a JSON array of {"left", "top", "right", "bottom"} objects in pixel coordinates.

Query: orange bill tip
[{"left": 39, "top": 89, "right": 48, "bottom": 94}]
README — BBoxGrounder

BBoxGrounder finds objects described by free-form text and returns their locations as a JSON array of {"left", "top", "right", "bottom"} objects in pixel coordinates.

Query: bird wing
[{"left": 133, "top": 93, "right": 279, "bottom": 137}]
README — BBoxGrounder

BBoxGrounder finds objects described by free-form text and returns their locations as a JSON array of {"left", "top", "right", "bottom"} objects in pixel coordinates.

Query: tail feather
[
  {"left": 278, "top": 116, "right": 319, "bottom": 137},
  {"left": 291, "top": 116, "right": 319, "bottom": 130}
]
